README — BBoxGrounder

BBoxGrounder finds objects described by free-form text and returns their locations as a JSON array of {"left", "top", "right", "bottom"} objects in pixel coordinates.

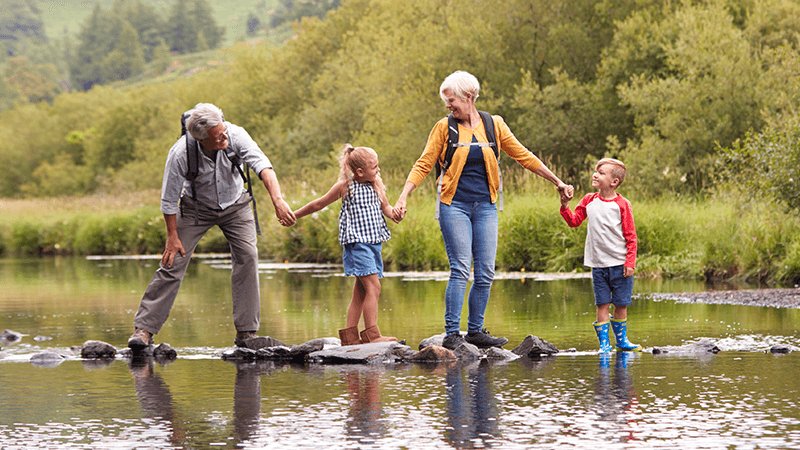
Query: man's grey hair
[
  {"left": 439, "top": 70, "right": 480, "bottom": 102},
  {"left": 186, "top": 103, "right": 224, "bottom": 140}
]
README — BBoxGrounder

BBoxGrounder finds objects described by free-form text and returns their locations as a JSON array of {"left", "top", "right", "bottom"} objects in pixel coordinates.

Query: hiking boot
[
  {"left": 465, "top": 329, "right": 508, "bottom": 348},
  {"left": 234, "top": 331, "right": 258, "bottom": 347},
  {"left": 442, "top": 333, "right": 466, "bottom": 350},
  {"left": 127, "top": 328, "right": 153, "bottom": 350}
]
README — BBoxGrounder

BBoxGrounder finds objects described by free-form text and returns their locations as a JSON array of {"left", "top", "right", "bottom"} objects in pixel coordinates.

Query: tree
[{"left": 166, "top": 0, "right": 224, "bottom": 53}]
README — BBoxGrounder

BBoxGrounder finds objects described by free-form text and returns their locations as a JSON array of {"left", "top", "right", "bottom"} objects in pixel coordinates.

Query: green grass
[{"left": 3, "top": 187, "right": 800, "bottom": 285}]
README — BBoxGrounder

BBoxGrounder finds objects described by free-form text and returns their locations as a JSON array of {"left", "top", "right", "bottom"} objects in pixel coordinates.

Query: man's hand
[
  {"left": 274, "top": 198, "right": 296, "bottom": 227},
  {"left": 557, "top": 182, "right": 574, "bottom": 201},
  {"left": 161, "top": 234, "right": 186, "bottom": 268}
]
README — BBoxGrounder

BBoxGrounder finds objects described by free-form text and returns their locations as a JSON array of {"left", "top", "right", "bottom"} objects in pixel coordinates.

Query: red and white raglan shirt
[{"left": 560, "top": 193, "right": 638, "bottom": 269}]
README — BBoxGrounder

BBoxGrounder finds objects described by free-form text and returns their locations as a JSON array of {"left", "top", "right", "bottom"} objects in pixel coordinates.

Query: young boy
[{"left": 560, "top": 158, "right": 640, "bottom": 352}]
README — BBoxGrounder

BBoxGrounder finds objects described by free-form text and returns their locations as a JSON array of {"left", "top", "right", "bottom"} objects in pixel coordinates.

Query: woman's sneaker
[
  {"left": 442, "top": 333, "right": 466, "bottom": 350},
  {"left": 465, "top": 329, "right": 508, "bottom": 348}
]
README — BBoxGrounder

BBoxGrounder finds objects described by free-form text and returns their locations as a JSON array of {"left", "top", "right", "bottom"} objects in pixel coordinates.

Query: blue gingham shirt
[
  {"left": 338, "top": 181, "right": 391, "bottom": 245},
  {"left": 160, "top": 122, "right": 272, "bottom": 214}
]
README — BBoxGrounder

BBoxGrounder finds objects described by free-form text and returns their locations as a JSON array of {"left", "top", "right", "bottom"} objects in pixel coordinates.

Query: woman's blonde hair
[
  {"left": 439, "top": 70, "right": 480, "bottom": 102},
  {"left": 596, "top": 158, "right": 627, "bottom": 185},
  {"left": 338, "top": 144, "right": 385, "bottom": 196}
]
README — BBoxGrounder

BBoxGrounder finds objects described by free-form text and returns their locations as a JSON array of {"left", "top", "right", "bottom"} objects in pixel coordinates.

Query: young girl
[{"left": 294, "top": 144, "right": 399, "bottom": 345}]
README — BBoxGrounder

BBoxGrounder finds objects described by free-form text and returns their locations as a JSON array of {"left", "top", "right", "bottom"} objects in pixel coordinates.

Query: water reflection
[
  {"left": 595, "top": 352, "right": 639, "bottom": 444},
  {"left": 342, "top": 366, "right": 387, "bottom": 446},
  {"left": 128, "top": 356, "right": 186, "bottom": 446},
  {"left": 445, "top": 360, "right": 500, "bottom": 448}
]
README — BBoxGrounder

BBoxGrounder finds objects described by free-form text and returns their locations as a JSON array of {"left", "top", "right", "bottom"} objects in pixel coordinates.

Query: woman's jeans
[{"left": 439, "top": 200, "right": 498, "bottom": 335}]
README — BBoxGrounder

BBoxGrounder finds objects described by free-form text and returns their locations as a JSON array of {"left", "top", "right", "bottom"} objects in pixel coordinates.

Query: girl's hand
[{"left": 393, "top": 198, "right": 407, "bottom": 221}]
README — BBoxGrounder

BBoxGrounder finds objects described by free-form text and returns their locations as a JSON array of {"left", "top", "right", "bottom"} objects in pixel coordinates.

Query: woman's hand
[
  {"left": 557, "top": 182, "right": 574, "bottom": 201},
  {"left": 392, "top": 197, "right": 407, "bottom": 222}
]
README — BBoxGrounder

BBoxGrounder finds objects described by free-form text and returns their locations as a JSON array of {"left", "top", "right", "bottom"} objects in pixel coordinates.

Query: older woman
[{"left": 393, "top": 71, "right": 573, "bottom": 350}]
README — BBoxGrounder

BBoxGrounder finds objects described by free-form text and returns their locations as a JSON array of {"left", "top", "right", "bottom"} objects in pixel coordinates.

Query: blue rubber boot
[
  {"left": 611, "top": 318, "right": 641, "bottom": 351},
  {"left": 593, "top": 321, "right": 613, "bottom": 353}
]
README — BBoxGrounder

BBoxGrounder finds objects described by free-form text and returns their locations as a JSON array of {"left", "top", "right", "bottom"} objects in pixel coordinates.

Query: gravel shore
[{"left": 646, "top": 288, "right": 800, "bottom": 309}]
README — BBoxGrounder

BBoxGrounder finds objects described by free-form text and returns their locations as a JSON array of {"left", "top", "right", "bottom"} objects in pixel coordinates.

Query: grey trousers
[{"left": 133, "top": 195, "right": 260, "bottom": 334}]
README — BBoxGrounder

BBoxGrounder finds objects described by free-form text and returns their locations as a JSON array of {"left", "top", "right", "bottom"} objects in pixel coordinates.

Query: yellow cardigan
[{"left": 405, "top": 114, "right": 542, "bottom": 204}]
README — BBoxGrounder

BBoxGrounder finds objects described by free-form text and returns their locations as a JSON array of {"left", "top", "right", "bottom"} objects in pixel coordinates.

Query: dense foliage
[{"left": 1, "top": 0, "right": 797, "bottom": 202}]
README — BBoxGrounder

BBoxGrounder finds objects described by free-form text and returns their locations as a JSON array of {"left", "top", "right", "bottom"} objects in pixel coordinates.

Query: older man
[{"left": 127, "top": 103, "right": 295, "bottom": 350}]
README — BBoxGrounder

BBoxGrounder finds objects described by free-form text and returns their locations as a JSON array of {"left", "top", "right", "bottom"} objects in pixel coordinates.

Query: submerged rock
[
  {"left": 1, "top": 329, "right": 24, "bottom": 346},
  {"left": 652, "top": 338, "right": 721, "bottom": 355},
  {"left": 30, "top": 350, "right": 68, "bottom": 367},
  {"left": 80, "top": 340, "right": 117, "bottom": 359},
  {"left": 512, "top": 335, "right": 559, "bottom": 357},
  {"left": 770, "top": 344, "right": 792, "bottom": 354}
]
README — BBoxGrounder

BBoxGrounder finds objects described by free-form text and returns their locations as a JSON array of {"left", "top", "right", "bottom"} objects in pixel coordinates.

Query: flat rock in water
[
  {"left": 409, "top": 345, "right": 457, "bottom": 362},
  {"left": 30, "top": 350, "right": 67, "bottom": 367},
  {"left": 80, "top": 340, "right": 117, "bottom": 359},
  {"left": 239, "top": 336, "right": 286, "bottom": 350},
  {"left": 484, "top": 346, "right": 520, "bottom": 361},
  {"left": 308, "top": 341, "right": 408, "bottom": 364},
  {"left": 222, "top": 347, "right": 259, "bottom": 361},
  {"left": 652, "top": 338, "right": 720, "bottom": 355},
  {"left": 511, "top": 335, "right": 559, "bottom": 357},
  {"left": 452, "top": 342, "right": 483, "bottom": 360}
]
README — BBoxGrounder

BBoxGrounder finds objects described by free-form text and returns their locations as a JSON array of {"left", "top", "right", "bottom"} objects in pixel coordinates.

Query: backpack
[
  {"left": 179, "top": 112, "right": 261, "bottom": 235},
  {"left": 435, "top": 110, "right": 498, "bottom": 180},
  {"left": 434, "top": 110, "right": 502, "bottom": 219}
]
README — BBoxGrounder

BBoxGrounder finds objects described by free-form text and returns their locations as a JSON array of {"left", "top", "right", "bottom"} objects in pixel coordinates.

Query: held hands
[
  {"left": 274, "top": 198, "right": 297, "bottom": 227},
  {"left": 624, "top": 266, "right": 635, "bottom": 277},
  {"left": 392, "top": 198, "right": 407, "bottom": 222},
  {"left": 557, "top": 182, "right": 574, "bottom": 207}
]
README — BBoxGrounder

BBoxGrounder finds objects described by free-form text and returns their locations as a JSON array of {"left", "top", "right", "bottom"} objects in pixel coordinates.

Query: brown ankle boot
[
  {"left": 338, "top": 326, "right": 362, "bottom": 346},
  {"left": 359, "top": 325, "right": 397, "bottom": 343}
]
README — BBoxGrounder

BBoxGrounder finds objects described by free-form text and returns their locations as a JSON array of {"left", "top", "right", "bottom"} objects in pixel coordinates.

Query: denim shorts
[
  {"left": 342, "top": 242, "right": 384, "bottom": 278},
  {"left": 591, "top": 265, "right": 634, "bottom": 306}
]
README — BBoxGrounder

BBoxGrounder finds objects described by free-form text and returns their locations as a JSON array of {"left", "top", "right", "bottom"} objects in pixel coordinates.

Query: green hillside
[{"left": 38, "top": 0, "right": 274, "bottom": 46}]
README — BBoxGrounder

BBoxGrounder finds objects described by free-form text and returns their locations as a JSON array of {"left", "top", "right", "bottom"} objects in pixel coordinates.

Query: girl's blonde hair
[{"left": 338, "top": 144, "right": 385, "bottom": 196}]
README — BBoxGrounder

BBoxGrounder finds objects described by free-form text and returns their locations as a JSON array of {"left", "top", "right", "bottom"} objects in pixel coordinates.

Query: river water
[{"left": 0, "top": 256, "right": 798, "bottom": 449}]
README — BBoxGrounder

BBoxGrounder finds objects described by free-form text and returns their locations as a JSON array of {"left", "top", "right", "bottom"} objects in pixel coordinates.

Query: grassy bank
[{"left": 2, "top": 187, "right": 799, "bottom": 285}]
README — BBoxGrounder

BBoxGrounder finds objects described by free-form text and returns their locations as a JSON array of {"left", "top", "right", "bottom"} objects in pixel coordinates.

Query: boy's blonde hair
[
  {"left": 338, "top": 143, "right": 385, "bottom": 196},
  {"left": 596, "top": 158, "right": 627, "bottom": 186}
]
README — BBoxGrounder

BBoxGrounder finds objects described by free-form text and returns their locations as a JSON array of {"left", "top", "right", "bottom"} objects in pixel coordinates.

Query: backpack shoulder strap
[
  {"left": 478, "top": 110, "right": 498, "bottom": 158},
  {"left": 180, "top": 112, "right": 200, "bottom": 184},
  {"left": 435, "top": 114, "right": 460, "bottom": 179}
]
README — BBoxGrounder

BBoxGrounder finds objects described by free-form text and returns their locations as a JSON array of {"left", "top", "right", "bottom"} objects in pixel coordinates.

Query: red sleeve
[
  {"left": 560, "top": 193, "right": 594, "bottom": 228},
  {"left": 616, "top": 195, "right": 638, "bottom": 268}
]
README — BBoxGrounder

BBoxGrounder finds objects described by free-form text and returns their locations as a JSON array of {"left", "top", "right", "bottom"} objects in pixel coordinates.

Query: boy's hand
[{"left": 624, "top": 266, "right": 635, "bottom": 277}]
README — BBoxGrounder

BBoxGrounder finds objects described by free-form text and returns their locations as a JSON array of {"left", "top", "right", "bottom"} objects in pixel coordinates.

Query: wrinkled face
[
  {"left": 442, "top": 89, "right": 473, "bottom": 121},
  {"left": 201, "top": 123, "right": 229, "bottom": 150},
  {"left": 591, "top": 164, "right": 619, "bottom": 190}
]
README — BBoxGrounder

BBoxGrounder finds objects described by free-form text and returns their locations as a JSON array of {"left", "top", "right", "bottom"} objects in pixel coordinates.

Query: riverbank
[
  {"left": 648, "top": 287, "right": 800, "bottom": 309},
  {"left": 2, "top": 190, "right": 800, "bottom": 285}
]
